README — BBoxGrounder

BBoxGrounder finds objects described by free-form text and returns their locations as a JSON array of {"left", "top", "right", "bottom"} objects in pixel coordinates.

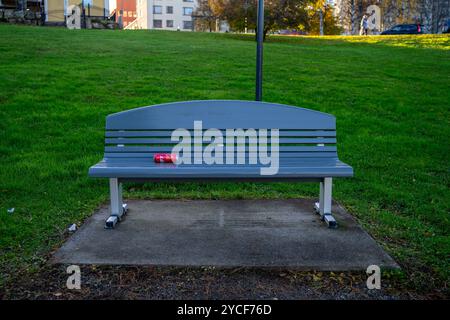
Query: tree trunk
[
  {"left": 263, "top": 27, "right": 270, "bottom": 40},
  {"left": 351, "top": 0, "right": 356, "bottom": 34}
]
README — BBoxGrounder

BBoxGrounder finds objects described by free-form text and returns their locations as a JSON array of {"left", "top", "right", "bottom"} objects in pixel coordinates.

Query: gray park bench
[{"left": 89, "top": 100, "right": 353, "bottom": 229}]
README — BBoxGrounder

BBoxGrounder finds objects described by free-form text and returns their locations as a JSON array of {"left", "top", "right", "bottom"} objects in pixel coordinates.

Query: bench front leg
[
  {"left": 315, "top": 177, "right": 337, "bottom": 228},
  {"left": 320, "top": 177, "right": 332, "bottom": 215},
  {"left": 106, "top": 178, "right": 127, "bottom": 229}
]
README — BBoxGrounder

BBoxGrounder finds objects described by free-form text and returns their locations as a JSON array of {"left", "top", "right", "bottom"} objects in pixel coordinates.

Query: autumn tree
[
  {"left": 334, "top": 0, "right": 449, "bottom": 34},
  {"left": 305, "top": 0, "right": 341, "bottom": 35},
  {"left": 195, "top": 0, "right": 341, "bottom": 38},
  {"left": 194, "top": 0, "right": 220, "bottom": 32},
  {"left": 208, "top": 0, "right": 258, "bottom": 33},
  {"left": 307, "top": 2, "right": 342, "bottom": 35}
]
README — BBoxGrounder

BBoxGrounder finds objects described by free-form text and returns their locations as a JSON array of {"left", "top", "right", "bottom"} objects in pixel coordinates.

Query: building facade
[
  {"left": 44, "top": 0, "right": 109, "bottom": 24},
  {"left": 115, "top": 0, "right": 136, "bottom": 28},
  {"left": 135, "top": 0, "right": 197, "bottom": 30}
]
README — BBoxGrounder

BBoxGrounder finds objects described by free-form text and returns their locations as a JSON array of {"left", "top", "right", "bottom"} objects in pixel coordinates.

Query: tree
[
  {"left": 260, "top": 0, "right": 310, "bottom": 38},
  {"left": 212, "top": 0, "right": 258, "bottom": 34},
  {"left": 196, "top": 0, "right": 340, "bottom": 39},
  {"left": 194, "top": 0, "right": 220, "bottom": 32},
  {"left": 334, "top": 0, "right": 444, "bottom": 34},
  {"left": 307, "top": 2, "right": 342, "bottom": 35},
  {"left": 335, "top": 0, "right": 363, "bottom": 34}
]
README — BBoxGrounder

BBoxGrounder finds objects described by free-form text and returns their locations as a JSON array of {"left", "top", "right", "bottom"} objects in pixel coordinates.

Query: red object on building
[
  {"left": 116, "top": 0, "right": 137, "bottom": 28},
  {"left": 154, "top": 153, "right": 177, "bottom": 163}
]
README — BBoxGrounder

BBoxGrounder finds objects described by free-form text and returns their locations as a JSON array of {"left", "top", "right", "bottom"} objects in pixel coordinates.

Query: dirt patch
[{"left": 1, "top": 265, "right": 439, "bottom": 300}]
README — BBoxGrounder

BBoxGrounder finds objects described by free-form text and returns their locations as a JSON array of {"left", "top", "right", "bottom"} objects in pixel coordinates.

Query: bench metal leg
[
  {"left": 314, "top": 177, "right": 337, "bottom": 228},
  {"left": 105, "top": 178, "right": 128, "bottom": 229}
]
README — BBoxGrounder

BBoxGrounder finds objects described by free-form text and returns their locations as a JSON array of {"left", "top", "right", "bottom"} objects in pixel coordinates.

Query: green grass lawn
[{"left": 0, "top": 25, "right": 449, "bottom": 293}]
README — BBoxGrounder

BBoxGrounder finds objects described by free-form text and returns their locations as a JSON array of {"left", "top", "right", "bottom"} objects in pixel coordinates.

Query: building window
[
  {"left": 153, "top": 20, "right": 162, "bottom": 28},
  {"left": 183, "top": 20, "right": 193, "bottom": 30},
  {"left": 166, "top": 6, "right": 173, "bottom": 14},
  {"left": 166, "top": 20, "right": 174, "bottom": 28},
  {"left": 153, "top": 5, "right": 162, "bottom": 14},
  {"left": 183, "top": 7, "right": 193, "bottom": 16}
]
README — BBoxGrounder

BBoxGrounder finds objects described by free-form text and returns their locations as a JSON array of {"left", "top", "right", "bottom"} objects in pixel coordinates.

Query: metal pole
[
  {"left": 82, "top": 0, "right": 86, "bottom": 29},
  {"left": 255, "top": 0, "right": 264, "bottom": 101},
  {"left": 319, "top": 9, "right": 324, "bottom": 36}
]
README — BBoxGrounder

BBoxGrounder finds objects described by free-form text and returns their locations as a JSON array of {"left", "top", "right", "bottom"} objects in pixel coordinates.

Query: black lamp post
[{"left": 255, "top": 0, "right": 264, "bottom": 101}]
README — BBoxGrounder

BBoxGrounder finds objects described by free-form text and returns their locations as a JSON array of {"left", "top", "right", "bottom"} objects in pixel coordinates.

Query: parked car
[
  {"left": 443, "top": 19, "right": 450, "bottom": 33},
  {"left": 381, "top": 24, "right": 423, "bottom": 35}
]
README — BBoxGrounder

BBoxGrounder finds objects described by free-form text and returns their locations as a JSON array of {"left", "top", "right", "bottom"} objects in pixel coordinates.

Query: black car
[
  {"left": 381, "top": 24, "right": 423, "bottom": 35},
  {"left": 443, "top": 19, "right": 450, "bottom": 33}
]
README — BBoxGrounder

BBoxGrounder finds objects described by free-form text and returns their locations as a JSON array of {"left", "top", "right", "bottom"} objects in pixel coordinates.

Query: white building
[{"left": 135, "top": 0, "right": 198, "bottom": 31}]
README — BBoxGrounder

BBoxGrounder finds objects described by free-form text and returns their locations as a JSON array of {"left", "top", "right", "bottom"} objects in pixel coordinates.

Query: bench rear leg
[
  {"left": 105, "top": 178, "right": 128, "bottom": 229},
  {"left": 314, "top": 177, "right": 337, "bottom": 228}
]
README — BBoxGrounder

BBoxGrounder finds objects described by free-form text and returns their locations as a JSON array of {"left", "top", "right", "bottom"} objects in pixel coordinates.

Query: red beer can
[{"left": 153, "top": 153, "right": 177, "bottom": 163}]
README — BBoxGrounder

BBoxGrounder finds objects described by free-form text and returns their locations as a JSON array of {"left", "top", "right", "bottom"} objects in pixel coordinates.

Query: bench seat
[{"left": 89, "top": 158, "right": 353, "bottom": 180}]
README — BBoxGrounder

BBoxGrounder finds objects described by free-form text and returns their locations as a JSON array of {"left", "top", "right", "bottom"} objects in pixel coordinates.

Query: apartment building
[
  {"left": 135, "top": 0, "right": 197, "bottom": 31},
  {"left": 115, "top": 0, "right": 136, "bottom": 28},
  {"left": 44, "top": 0, "right": 109, "bottom": 24}
]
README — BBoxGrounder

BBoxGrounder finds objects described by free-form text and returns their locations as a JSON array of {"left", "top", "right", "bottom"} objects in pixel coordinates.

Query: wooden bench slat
[
  {"left": 104, "top": 152, "right": 338, "bottom": 158},
  {"left": 89, "top": 159, "right": 353, "bottom": 179},
  {"left": 104, "top": 146, "right": 338, "bottom": 153},
  {"left": 105, "top": 101, "right": 336, "bottom": 130},
  {"left": 104, "top": 138, "right": 337, "bottom": 145},
  {"left": 105, "top": 130, "right": 336, "bottom": 138}
]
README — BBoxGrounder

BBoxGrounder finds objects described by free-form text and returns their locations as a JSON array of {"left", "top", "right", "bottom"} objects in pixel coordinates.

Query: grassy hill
[{"left": 0, "top": 24, "right": 449, "bottom": 294}]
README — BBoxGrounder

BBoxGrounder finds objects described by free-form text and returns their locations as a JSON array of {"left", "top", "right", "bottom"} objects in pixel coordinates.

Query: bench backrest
[{"left": 103, "top": 100, "right": 337, "bottom": 160}]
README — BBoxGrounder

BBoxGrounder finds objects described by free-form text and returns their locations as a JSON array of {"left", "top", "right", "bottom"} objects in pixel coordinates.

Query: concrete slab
[{"left": 52, "top": 199, "right": 398, "bottom": 270}]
